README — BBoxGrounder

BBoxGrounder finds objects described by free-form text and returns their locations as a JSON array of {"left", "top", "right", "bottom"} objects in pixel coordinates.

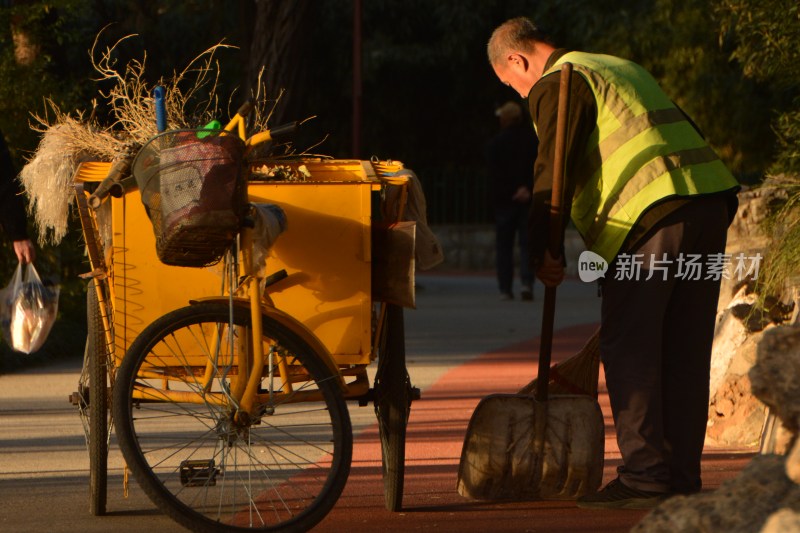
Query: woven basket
[{"left": 132, "top": 130, "right": 246, "bottom": 267}]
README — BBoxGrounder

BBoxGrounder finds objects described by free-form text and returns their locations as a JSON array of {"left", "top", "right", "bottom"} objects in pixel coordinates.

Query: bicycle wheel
[
  {"left": 113, "top": 302, "right": 352, "bottom": 532},
  {"left": 79, "top": 283, "right": 110, "bottom": 516},
  {"left": 373, "top": 303, "right": 411, "bottom": 512}
]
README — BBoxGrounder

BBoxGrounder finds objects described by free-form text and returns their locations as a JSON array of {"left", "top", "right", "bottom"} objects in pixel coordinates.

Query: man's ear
[{"left": 507, "top": 52, "right": 530, "bottom": 73}]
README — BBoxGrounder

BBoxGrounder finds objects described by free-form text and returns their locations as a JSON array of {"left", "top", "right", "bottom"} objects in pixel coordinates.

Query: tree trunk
[
  {"left": 10, "top": 1, "right": 40, "bottom": 66},
  {"left": 245, "top": 0, "right": 312, "bottom": 125}
]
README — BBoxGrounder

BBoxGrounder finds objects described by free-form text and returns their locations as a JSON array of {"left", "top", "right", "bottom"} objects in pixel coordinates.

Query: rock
[
  {"left": 750, "top": 325, "right": 800, "bottom": 434},
  {"left": 710, "top": 289, "right": 754, "bottom": 395},
  {"left": 760, "top": 410, "right": 796, "bottom": 456},
  {"left": 706, "top": 371, "right": 765, "bottom": 447},
  {"left": 706, "top": 192, "right": 799, "bottom": 447},
  {"left": 717, "top": 187, "right": 776, "bottom": 313},
  {"left": 761, "top": 509, "right": 800, "bottom": 533},
  {"left": 706, "top": 188, "right": 779, "bottom": 447},
  {"left": 633, "top": 455, "right": 800, "bottom": 533},
  {"left": 788, "top": 438, "right": 800, "bottom": 484},
  {"left": 785, "top": 276, "right": 800, "bottom": 326},
  {"left": 707, "top": 288, "right": 770, "bottom": 447}
]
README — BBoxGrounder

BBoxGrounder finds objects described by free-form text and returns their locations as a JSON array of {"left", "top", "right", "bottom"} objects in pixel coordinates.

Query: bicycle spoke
[{"left": 114, "top": 303, "right": 351, "bottom": 531}]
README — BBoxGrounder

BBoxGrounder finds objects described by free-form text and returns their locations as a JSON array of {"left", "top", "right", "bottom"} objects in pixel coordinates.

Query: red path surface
[{"left": 315, "top": 323, "right": 755, "bottom": 532}]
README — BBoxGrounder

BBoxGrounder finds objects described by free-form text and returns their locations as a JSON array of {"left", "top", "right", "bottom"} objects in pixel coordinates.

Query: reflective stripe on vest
[{"left": 539, "top": 52, "right": 739, "bottom": 262}]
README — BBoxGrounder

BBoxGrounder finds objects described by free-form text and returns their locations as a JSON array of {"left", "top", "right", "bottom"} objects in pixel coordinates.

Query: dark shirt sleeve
[
  {"left": 527, "top": 66, "right": 597, "bottom": 269},
  {"left": 0, "top": 134, "right": 30, "bottom": 241}
]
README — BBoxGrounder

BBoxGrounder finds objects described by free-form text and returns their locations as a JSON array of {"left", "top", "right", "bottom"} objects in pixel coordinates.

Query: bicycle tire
[
  {"left": 374, "top": 303, "right": 411, "bottom": 512},
  {"left": 113, "top": 302, "right": 352, "bottom": 532},
  {"left": 87, "top": 284, "right": 108, "bottom": 516}
]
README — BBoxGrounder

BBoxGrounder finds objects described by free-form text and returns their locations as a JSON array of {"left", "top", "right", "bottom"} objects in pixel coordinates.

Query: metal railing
[{"left": 418, "top": 166, "right": 492, "bottom": 225}]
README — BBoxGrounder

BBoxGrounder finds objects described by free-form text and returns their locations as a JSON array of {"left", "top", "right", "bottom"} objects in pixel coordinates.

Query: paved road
[{"left": 0, "top": 274, "right": 752, "bottom": 532}]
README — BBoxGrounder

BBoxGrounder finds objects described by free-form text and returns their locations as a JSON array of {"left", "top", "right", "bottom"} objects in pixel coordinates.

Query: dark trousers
[
  {"left": 600, "top": 195, "right": 730, "bottom": 494},
  {"left": 495, "top": 204, "right": 533, "bottom": 294}
]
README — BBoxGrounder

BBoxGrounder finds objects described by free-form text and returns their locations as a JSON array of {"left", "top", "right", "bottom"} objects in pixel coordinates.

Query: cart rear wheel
[
  {"left": 374, "top": 303, "right": 411, "bottom": 512},
  {"left": 113, "top": 302, "right": 352, "bottom": 532},
  {"left": 87, "top": 283, "right": 109, "bottom": 516}
]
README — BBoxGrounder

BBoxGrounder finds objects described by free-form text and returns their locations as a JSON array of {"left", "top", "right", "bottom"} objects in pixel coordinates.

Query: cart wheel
[
  {"left": 374, "top": 303, "right": 411, "bottom": 512},
  {"left": 85, "top": 283, "right": 110, "bottom": 516},
  {"left": 113, "top": 302, "right": 352, "bottom": 532}
]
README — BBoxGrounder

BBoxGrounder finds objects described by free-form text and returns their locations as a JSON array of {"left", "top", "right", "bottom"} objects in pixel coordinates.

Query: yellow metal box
[{"left": 93, "top": 159, "right": 379, "bottom": 366}]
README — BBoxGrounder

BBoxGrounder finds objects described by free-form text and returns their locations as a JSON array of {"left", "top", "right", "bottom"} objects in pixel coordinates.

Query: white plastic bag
[{"left": 0, "top": 263, "right": 60, "bottom": 354}]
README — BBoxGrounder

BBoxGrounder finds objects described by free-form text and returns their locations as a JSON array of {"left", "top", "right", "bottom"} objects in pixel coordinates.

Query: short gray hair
[{"left": 487, "top": 17, "right": 550, "bottom": 66}]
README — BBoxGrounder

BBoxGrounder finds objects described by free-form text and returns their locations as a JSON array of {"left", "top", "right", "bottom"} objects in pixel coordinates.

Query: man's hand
[
  {"left": 536, "top": 249, "right": 564, "bottom": 287},
  {"left": 511, "top": 185, "right": 531, "bottom": 203},
  {"left": 13, "top": 239, "right": 35, "bottom": 264}
]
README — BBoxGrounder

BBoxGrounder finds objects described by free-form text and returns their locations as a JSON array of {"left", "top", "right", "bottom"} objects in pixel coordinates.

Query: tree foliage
[
  {"left": 529, "top": 0, "right": 780, "bottom": 182},
  {"left": 714, "top": 0, "right": 800, "bottom": 298},
  {"left": 0, "top": 1, "right": 98, "bottom": 150},
  {"left": 716, "top": 0, "right": 800, "bottom": 175}
]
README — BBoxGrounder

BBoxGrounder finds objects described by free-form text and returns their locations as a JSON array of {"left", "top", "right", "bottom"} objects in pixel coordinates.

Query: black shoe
[
  {"left": 520, "top": 287, "right": 533, "bottom": 301},
  {"left": 576, "top": 478, "right": 668, "bottom": 510}
]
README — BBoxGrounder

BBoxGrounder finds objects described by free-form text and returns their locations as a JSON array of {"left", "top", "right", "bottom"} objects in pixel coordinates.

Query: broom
[{"left": 518, "top": 328, "right": 600, "bottom": 398}]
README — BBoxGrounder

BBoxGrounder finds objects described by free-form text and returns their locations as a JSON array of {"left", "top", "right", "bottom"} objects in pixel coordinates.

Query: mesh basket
[{"left": 132, "top": 130, "right": 246, "bottom": 267}]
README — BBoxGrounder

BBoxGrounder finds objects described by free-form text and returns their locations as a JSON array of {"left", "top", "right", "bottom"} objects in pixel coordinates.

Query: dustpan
[{"left": 457, "top": 62, "right": 604, "bottom": 501}]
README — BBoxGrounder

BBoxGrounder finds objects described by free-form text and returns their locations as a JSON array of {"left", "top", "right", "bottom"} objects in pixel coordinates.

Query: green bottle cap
[{"left": 197, "top": 120, "right": 222, "bottom": 139}]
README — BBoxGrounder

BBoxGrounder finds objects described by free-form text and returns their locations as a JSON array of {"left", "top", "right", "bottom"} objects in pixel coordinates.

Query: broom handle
[{"left": 535, "top": 62, "right": 573, "bottom": 403}]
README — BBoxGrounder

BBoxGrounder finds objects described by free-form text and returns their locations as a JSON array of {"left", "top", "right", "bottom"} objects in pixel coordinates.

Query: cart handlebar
[
  {"left": 236, "top": 100, "right": 254, "bottom": 118},
  {"left": 87, "top": 156, "right": 134, "bottom": 209},
  {"left": 245, "top": 121, "right": 298, "bottom": 148}
]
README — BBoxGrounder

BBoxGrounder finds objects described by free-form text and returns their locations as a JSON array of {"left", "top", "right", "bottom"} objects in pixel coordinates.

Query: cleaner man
[{"left": 487, "top": 17, "right": 740, "bottom": 509}]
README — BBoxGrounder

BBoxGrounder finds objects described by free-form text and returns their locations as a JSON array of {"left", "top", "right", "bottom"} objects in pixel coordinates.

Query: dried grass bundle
[
  {"left": 21, "top": 31, "right": 284, "bottom": 245},
  {"left": 19, "top": 127, "right": 81, "bottom": 246},
  {"left": 21, "top": 103, "right": 124, "bottom": 245}
]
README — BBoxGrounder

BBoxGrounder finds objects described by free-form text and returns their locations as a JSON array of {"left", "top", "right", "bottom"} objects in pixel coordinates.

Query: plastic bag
[
  {"left": 0, "top": 263, "right": 60, "bottom": 354},
  {"left": 251, "top": 203, "right": 287, "bottom": 273}
]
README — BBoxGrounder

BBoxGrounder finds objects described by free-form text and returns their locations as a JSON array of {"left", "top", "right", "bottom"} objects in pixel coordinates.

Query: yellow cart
[{"left": 72, "top": 131, "right": 417, "bottom": 532}]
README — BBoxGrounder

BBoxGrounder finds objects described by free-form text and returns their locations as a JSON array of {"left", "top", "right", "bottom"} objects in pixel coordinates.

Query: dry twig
[{"left": 21, "top": 29, "right": 319, "bottom": 245}]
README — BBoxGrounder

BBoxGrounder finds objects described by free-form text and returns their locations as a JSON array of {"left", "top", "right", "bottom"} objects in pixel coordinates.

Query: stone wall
[
  {"left": 707, "top": 186, "right": 796, "bottom": 448},
  {"left": 429, "top": 224, "right": 587, "bottom": 276},
  {"left": 429, "top": 225, "right": 495, "bottom": 271},
  {"left": 634, "top": 454, "right": 800, "bottom": 532}
]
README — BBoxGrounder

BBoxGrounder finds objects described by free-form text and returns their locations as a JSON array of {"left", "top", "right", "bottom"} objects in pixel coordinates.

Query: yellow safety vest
[{"left": 538, "top": 52, "right": 739, "bottom": 263}]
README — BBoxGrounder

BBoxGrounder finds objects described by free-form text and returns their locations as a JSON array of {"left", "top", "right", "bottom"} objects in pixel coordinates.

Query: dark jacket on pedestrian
[
  {"left": 485, "top": 121, "right": 537, "bottom": 209},
  {"left": 0, "top": 132, "right": 29, "bottom": 241}
]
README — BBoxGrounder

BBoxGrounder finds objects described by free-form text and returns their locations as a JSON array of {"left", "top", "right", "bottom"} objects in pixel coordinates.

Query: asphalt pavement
[{"left": 0, "top": 273, "right": 754, "bottom": 532}]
